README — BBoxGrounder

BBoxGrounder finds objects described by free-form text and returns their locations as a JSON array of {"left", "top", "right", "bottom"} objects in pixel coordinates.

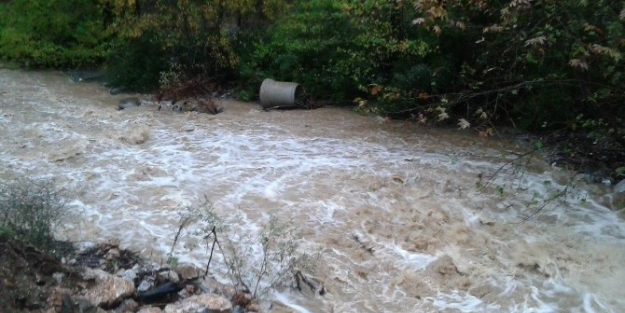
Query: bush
[
  {"left": 104, "top": 35, "right": 168, "bottom": 92},
  {"left": 168, "top": 199, "right": 321, "bottom": 301},
  {"left": 403, "top": 0, "right": 625, "bottom": 131},
  {"left": 0, "top": 0, "right": 110, "bottom": 68},
  {"left": 237, "top": 0, "right": 356, "bottom": 102},
  {"left": 101, "top": 0, "right": 287, "bottom": 92},
  {"left": 0, "top": 178, "right": 69, "bottom": 250}
]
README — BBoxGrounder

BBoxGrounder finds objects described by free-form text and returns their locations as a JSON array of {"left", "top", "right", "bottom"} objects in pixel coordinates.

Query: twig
[
  {"left": 203, "top": 226, "right": 218, "bottom": 277},
  {"left": 167, "top": 213, "right": 196, "bottom": 265}
]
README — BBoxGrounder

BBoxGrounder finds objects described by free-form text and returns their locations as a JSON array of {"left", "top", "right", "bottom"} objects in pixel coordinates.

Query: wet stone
[
  {"left": 174, "top": 264, "right": 203, "bottom": 281},
  {"left": 83, "top": 268, "right": 136, "bottom": 308},
  {"left": 137, "top": 279, "right": 154, "bottom": 293},
  {"left": 165, "top": 270, "right": 180, "bottom": 283},
  {"left": 115, "top": 298, "right": 139, "bottom": 313},
  {"left": 163, "top": 293, "right": 232, "bottom": 313},
  {"left": 122, "top": 269, "right": 137, "bottom": 283}
]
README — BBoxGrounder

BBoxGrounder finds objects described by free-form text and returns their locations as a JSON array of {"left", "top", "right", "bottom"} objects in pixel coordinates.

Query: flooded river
[{"left": 1, "top": 69, "right": 624, "bottom": 312}]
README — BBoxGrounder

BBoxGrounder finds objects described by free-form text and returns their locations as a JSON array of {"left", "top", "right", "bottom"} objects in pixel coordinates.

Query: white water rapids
[{"left": 1, "top": 70, "right": 624, "bottom": 312}]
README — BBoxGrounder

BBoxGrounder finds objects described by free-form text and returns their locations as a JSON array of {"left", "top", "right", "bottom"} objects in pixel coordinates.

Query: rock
[
  {"left": 118, "top": 97, "right": 141, "bottom": 110},
  {"left": 178, "top": 284, "right": 196, "bottom": 299},
  {"left": 166, "top": 270, "right": 180, "bottom": 283},
  {"left": 115, "top": 298, "right": 139, "bottom": 313},
  {"left": 231, "top": 306, "right": 245, "bottom": 313},
  {"left": 106, "top": 248, "right": 121, "bottom": 260},
  {"left": 122, "top": 269, "right": 137, "bottom": 283},
  {"left": 163, "top": 294, "right": 232, "bottom": 313},
  {"left": 106, "top": 238, "right": 121, "bottom": 248},
  {"left": 597, "top": 191, "right": 625, "bottom": 211},
  {"left": 75, "top": 298, "right": 100, "bottom": 313},
  {"left": 47, "top": 287, "right": 72, "bottom": 311},
  {"left": 53, "top": 272, "right": 66, "bottom": 284},
  {"left": 83, "top": 268, "right": 136, "bottom": 308},
  {"left": 426, "top": 255, "right": 460, "bottom": 277},
  {"left": 197, "top": 276, "right": 227, "bottom": 295},
  {"left": 174, "top": 264, "right": 202, "bottom": 281},
  {"left": 53, "top": 295, "right": 98, "bottom": 313},
  {"left": 75, "top": 242, "right": 98, "bottom": 254},
  {"left": 138, "top": 279, "right": 154, "bottom": 292},
  {"left": 181, "top": 124, "right": 196, "bottom": 132},
  {"left": 615, "top": 179, "right": 625, "bottom": 193},
  {"left": 137, "top": 307, "right": 163, "bottom": 313},
  {"left": 479, "top": 218, "right": 495, "bottom": 226}
]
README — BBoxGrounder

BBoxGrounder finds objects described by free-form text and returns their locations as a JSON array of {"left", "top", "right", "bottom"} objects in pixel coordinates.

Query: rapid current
[{"left": 1, "top": 69, "right": 624, "bottom": 312}]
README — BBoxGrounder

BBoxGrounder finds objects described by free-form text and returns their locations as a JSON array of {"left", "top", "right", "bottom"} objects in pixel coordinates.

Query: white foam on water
[{"left": 1, "top": 69, "right": 624, "bottom": 312}]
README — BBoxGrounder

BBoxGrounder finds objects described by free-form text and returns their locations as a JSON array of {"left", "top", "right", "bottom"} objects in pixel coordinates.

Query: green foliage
[
  {"left": 238, "top": 0, "right": 444, "bottom": 107},
  {"left": 237, "top": 0, "right": 355, "bottom": 101},
  {"left": 104, "top": 35, "right": 167, "bottom": 91},
  {"left": 0, "top": 225, "right": 16, "bottom": 237},
  {"left": 415, "top": 0, "right": 625, "bottom": 130},
  {"left": 0, "top": 178, "right": 69, "bottom": 251},
  {"left": 1, "top": 0, "right": 623, "bottom": 135},
  {"left": 0, "top": 0, "right": 110, "bottom": 68},
  {"left": 102, "top": 0, "right": 288, "bottom": 91}
]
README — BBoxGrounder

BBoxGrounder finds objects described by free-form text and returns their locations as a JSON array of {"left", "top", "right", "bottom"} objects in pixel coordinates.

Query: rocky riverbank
[{"left": 0, "top": 236, "right": 308, "bottom": 313}]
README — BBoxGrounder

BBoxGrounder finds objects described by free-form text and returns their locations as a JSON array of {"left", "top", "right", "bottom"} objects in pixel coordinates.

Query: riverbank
[{"left": 0, "top": 234, "right": 266, "bottom": 313}]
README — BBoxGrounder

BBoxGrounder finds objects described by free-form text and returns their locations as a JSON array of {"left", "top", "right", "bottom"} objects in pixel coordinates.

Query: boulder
[
  {"left": 163, "top": 294, "right": 232, "bottom": 313},
  {"left": 83, "top": 268, "right": 136, "bottom": 308}
]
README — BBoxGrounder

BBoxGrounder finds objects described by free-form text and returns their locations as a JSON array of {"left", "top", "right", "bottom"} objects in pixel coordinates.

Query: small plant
[
  {"left": 220, "top": 215, "right": 320, "bottom": 300},
  {"left": 169, "top": 198, "right": 321, "bottom": 302},
  {"left": 0, "top": 177, "right": 69, "bottom": 250}
]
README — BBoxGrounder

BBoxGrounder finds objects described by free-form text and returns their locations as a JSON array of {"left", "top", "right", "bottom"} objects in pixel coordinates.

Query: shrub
[
  {"left": 237, "top": 0, "right": 356, "bottom": 102},
  {"left": 168, "top": 199, "right": 321, "bottom": 302},
  {"left": 102, "top": 0, "right": 288, "bottom": 92},
  {"left": 405, "top": 0, "right": 625, "bottom": 131},
  {"left": 0, "top": 178, "right": 69, "bottom": 250},
  {"left": 104, "top": 35, "right": 168, "bottom": 92},
  {"left": 0, "top": 0, "right": 110, "bottom": 68}
]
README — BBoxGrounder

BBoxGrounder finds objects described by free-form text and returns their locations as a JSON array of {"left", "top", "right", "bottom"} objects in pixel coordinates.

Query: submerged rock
[{"left": 118, "top": 97, "right": 142, "bottom": 110}]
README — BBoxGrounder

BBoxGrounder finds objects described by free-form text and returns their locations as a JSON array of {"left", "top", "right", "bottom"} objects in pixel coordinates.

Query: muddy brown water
[{"left": 1, "top": 69, "right": 624, "bottom": 312}]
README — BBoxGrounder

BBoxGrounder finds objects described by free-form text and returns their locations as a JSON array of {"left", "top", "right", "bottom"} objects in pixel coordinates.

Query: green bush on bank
[{"left": 0, "top": 0, "right": 109, "bottom": 68}]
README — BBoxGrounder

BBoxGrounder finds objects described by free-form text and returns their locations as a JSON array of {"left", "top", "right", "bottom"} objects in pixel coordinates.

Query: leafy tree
[{"left": 103, "top": 0, "right": 288, "bottom": 91}]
